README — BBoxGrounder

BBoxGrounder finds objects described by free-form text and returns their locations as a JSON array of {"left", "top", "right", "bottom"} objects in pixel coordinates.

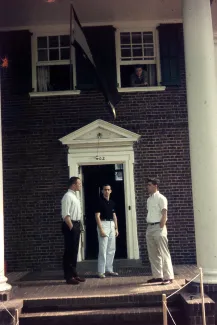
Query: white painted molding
[
  {"left": 59, "top": 119, "right": 141, "bottom": 149},
  {"left": 29, "top": 90, "right": 81, "bottom": 98},
  {"left": 118, "top": 86, "right": 166, "bottom": 93},
  {"left": 0, "top": 19, "right": 183, "bottom": 32},
  {"left": 59, "top": 119, "right": 141, "bottom": 261}
]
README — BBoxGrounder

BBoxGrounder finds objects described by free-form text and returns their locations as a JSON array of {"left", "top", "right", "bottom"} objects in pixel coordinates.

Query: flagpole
[{"left": 69, "top": 1, "right": 73, "bottom": 90}]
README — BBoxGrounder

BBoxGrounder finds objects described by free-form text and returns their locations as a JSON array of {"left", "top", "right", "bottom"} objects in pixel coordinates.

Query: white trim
[
  {"left": 29, "top": 90, "right": 81, "bottom": 97},
  {"left": 155, "top": 28, "right": 162, "bottom": 85},
  {"left": 116, "top": 27, "right": 161, "bottom": 88},
  {"left": 118, "top": 86, "right": 166, "bottom": 92},
  {"left": 59, "top": 119, "right": 141, "bottom": 261},
  {"left": 0, "top": 20, "right": 184, "bottom": 32},
  {"left": 31, "top": 31, "right": 77, "bottom": 92}
]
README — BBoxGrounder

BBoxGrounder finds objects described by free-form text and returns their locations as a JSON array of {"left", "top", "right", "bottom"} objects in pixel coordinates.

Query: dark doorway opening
[{"left": 82, "top": 164, "right": 127, "bottom": 260}]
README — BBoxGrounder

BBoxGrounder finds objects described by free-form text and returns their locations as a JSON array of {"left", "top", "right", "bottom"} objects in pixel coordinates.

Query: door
[{"left": 82, "top": 164, "right": 127, "bottom": 260}]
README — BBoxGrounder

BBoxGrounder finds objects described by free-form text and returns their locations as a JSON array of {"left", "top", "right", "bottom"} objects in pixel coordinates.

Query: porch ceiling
[{"left": 0, "top": 0, "right": 216, "bottom": 31}]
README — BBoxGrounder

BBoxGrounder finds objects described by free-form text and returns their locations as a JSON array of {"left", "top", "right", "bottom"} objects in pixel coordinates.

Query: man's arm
[
  {"left": 160, "top": 209, "right": 167, "bottom": 228},
  {"left": 95, "top": 212, "right": 106, "bottom": 237},
  {"left": 62, "top": 195, "right": 73, "bottom": 230},
  {"left": 113, "top": 213, "right": 119, "bottom": 237},
  {"left": 159, "top": 196, "right": 168, "bottom": 228}
]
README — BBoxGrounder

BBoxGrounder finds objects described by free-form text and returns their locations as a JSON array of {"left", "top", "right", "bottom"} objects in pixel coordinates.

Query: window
[
  {"left": 116, "top": 30, "right": 160, "bottom": 88},
  {"left": 34, "top": 34, "right": 75, "bottom": 92}
]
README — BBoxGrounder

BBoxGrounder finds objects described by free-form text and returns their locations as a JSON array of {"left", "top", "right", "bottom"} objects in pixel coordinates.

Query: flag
[{"left": 70, "top": 3, "right": 121, "bottom": 119}]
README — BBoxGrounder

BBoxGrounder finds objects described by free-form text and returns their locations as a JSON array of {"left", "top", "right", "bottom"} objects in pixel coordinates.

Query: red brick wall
[{"left": 1, "top": 27, "right": 196, "bottom": 271}]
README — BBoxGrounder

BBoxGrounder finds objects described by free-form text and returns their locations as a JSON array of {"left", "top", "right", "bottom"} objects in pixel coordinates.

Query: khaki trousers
[{"left": 146, "top": 224, "right": 174, "bottom": 279}]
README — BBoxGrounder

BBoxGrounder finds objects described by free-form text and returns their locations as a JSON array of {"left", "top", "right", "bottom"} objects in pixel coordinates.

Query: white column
[
  {"left": 0, "top": 72, "right": 11, "bottom": 292},
  {"left": 183, "top": 0, "right": 217, "bottom": 283}
]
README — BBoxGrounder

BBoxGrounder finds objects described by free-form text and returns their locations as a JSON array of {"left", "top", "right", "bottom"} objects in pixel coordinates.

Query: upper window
[
  {"left": 116, "top": 30, "right": 160, "bottom": 88},
  {"left": 33, "top": 34, "right": 76, "bottom": 92}
]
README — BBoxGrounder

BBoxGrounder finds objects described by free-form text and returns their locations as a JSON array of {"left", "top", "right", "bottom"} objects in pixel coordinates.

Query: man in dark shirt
[
  {"left": 131, "top": 65, "right": 148, "bottom": 87},
  {"left": 95, "top": 184, "right": 119, "bottom": 278}
]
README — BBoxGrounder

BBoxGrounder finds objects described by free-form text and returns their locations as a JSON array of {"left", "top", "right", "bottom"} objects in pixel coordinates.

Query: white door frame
[
  {"left": 59, "top": 119, "right": 141, "bottom": 261},
  {"left": 68, "top": 147, "right": 139, "bottom": 261}
]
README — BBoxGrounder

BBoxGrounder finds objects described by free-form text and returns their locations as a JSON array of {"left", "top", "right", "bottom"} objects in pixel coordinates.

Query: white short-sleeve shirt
[
  {"left": 147, "top": 191, "right": 168, "bottom": 223},
  {"left": 61, "top": 189, "right": 81, "bottom": 221}
]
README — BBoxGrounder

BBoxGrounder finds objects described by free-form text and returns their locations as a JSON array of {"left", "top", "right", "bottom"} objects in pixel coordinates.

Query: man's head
[
  {"left": 135, "top": 65, "right": 143, "bottom": 77},
  {"left": 147, "top": 177, "right": 160, "bottom": 195},
  {"left": 68, "top": 177, "right": 81, "bottom": 192},
  {"left": 102, "top": 184, "right": 112, "bottom": 199}
]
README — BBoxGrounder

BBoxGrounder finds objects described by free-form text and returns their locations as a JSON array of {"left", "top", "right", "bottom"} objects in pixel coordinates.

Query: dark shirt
[
  {"left": 95, "top": 197, "right": 116, "bottom": 220},
  {"left": 131, "top": 70, "right": 148, "bottom": 87}
]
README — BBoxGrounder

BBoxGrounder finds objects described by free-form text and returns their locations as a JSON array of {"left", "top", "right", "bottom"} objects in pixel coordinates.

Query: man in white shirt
[
  {"left": 61, "top": 177, "right": 86, "bottom": 285},
  {"left": 146, "top": 177, "right": 174, "bottom": 285}
]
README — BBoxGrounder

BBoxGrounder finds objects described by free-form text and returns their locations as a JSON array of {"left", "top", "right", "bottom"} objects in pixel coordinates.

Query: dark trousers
[{"left": 62, "top": 221, "right": 81, "bottom": 280}]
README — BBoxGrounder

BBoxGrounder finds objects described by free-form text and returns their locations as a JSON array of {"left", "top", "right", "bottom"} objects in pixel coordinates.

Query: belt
[
  {"left": 148, "top": 222, "right": 160, "bottom": 226},
  {"left": 101, "top": 219, "right": 113, "bottom": 221},
  {"left": 72, "top": 220, "right": 80, "bottom": 223}
]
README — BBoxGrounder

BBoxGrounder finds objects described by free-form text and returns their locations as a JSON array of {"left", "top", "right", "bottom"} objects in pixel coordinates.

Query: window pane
[
  {"left": 49, "top": 36, "right": 59, "bottom": 48},
  {"left": 143, "top": 32, "right": 153, "bottom": 44},
  {"left": 132, "top": 32, "right": 142, "bottom": 44},
  {"left": 60, "top": 35, "right": 70, "bottom": 47},
  {"left": 49, "top": 49, "right": 59, "bottom": 60},
  {"left": 132, "top": 45, "right": 143, "bottom": 58},
  {"left": 121, "top": 46, "right": 131, "bottom": 58},
  {"left": 38, "top": 49, "right": 48, "bottom": 61},
  {"left": 37, "top": 65, "right": 71, "bottom": 92},
  {"left": 120, "top": 64, "right": 157, "bottom": 87},
  {"left": 49, "top": 65, "right": 71, "bottom": 91},
  {"left": 120, "top": 32, "right": 130, "bottom": 45},
  {"left": 144, "top": 47, "right": 154, "bottom": 57},
  {"left": 37, "top": 37, "right": 47, "bottom": 49},
  {"left": 61, "top": 48, "right": 70, "bottom": 60}
]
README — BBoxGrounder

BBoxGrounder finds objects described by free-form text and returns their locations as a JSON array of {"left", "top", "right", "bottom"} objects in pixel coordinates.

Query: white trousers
[
  {"left": 146, "top": 224, "right": 174, "bottom": 280},
  {"left": 97, "top": 221, "right": 116, "bottom": 274}
]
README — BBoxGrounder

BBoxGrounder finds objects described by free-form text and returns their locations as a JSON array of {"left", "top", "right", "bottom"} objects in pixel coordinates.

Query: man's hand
[
  {"left": 144, "top": 82, "right": 148, "bottom": 86},
  {"left": 115, "top": 229, "right": 119, "bottom": 237},
  {"left": 160, "top": 222, "right": 164, "bottom": 229},
  {"left": 69, "top": 223, "right": 73, "bottom": 231},
  {"left": 100, "top": 230, "right": 107, "bottom": 237}
]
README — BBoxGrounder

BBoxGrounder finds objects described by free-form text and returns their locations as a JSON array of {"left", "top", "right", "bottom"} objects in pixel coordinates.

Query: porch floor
[{"left": 7, "top": 264, "right": 198, "bottom": 300}]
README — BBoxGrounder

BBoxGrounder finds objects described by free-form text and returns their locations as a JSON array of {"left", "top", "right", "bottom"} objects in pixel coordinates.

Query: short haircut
[
  {"left": 102, "top": 184, "right": 112, "bottom": 190},
  {"left": 135, "top": 64, "right": 143, "bottom": 70},
  {"left": 147, "top": 177, "right": 160, "bottom": 187},
  {"left": 68, "top": 177, "right": 80, "bottom": 187}
]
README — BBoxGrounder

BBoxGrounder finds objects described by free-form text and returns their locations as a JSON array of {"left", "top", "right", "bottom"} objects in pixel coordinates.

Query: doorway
[{"left": 82, "top": 164, "right": 127, "bottom": 260}]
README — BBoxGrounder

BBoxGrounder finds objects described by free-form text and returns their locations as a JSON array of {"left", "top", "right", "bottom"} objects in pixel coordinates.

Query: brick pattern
[
  {"left": 1, "top": 26, "right": 196, "bottom": 271},
  {"left": 180, "top": 292, "right": 215, "bottom": 325}
]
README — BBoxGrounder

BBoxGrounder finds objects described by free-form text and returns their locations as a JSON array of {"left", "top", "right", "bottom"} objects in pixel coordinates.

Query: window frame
[
  {"left": 31, "top": 31, "right": 77, "bottom": 93},
  {"left": 115, "top": 27, "right": 162, "bottom": 90}
]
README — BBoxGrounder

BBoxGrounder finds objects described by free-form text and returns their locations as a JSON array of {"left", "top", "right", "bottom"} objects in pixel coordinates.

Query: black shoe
[
  {"left": 75, "top": 276, "right": 86, "bottom": 282},
  {"left": 66, "top": 277, "right": 80, "bottom": 285},
  {"left": 147, "top": 278, "right": 163, "bottom": 283}
]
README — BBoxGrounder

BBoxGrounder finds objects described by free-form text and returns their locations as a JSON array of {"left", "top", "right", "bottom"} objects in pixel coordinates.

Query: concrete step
[
  {"left": 19, "top": 306, "right": 182, "bottom": 325},
  {"left": 22, "top": 292, "right": 178, "bottom": 313}
]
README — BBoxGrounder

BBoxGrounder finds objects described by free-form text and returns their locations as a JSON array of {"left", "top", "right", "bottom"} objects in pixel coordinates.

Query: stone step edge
[
  {"left": 22, "top": 291, "right": 178, "bottom": 311},
  {"left": 20, "top": 306, "right": 180, "bottom": 318}
]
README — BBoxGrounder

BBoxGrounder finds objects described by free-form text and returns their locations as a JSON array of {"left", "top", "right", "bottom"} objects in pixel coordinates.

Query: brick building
[{"left": 0, "top": 0, "right": 217, "bottom": 290}]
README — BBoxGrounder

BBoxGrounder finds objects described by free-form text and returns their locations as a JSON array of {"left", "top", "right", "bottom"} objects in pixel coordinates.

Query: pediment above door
[{"left": 59, "top": 119, "right": 140, "bottom": 148}]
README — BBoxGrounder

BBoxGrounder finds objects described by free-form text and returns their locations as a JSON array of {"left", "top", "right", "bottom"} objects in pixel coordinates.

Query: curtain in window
[
  {"left": 147, "top": 65, "right": 157, "bottom": 86},
  {"left": 37, "top": 66, "right": 50, "bottom": 92}
]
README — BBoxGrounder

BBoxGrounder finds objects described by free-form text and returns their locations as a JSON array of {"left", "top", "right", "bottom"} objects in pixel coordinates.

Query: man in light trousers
[
  {"left": 95, "top": 184, "right": 119, "bottom": 278},
  {"left": 146, "top": 177, "right": 174, "bottom": 285}
]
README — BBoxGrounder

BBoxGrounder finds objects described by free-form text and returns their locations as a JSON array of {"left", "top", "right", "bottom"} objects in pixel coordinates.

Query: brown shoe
[
  {"left": 75, "top": 276, "right": 86, "bottom": 282},
  {"left": 66, "top": 277, "right": 80, "bottom": 285},
  {"left": 161, "top": 279, "right": 173, "bottom": 285}
]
